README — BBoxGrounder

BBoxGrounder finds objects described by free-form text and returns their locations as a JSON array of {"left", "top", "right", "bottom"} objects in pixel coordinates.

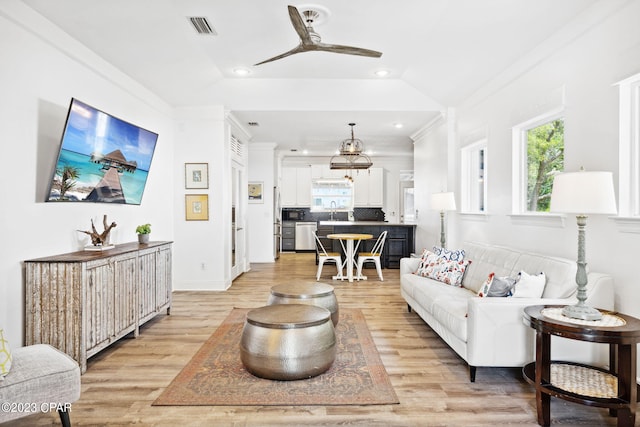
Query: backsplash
[{"left": 282, "top": 207, "right": 385, "bottom": 222}]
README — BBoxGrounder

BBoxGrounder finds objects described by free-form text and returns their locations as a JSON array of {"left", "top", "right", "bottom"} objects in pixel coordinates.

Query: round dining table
[{"left": 327, "top": 233, "right": 373, "bottom": 282}]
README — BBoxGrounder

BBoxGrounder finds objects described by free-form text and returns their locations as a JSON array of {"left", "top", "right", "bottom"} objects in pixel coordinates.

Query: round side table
[{"left": 523, "top": 305, "right": 640, "bottom": 427}]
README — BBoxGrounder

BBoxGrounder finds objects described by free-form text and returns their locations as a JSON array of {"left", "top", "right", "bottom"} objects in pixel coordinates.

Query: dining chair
[
  {"left": 314, "top": 232, "right": 344, "bottom": 281},
  {"left": 356, "top": 230, "right": 387, "bottom": 281}
]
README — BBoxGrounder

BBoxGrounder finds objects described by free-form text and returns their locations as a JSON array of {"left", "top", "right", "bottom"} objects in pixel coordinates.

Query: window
[
  {"left": 512, "top": 111, "right": 564, "bottom": 213},
  {"left": 311, "top": 179, "right": 353, "bottom": 211},
  {"left": 617, "top": 72, "right": 640, "bottom": 218},
  {"left": 461, "top": 140, "right": 487, "bottom": 213}
]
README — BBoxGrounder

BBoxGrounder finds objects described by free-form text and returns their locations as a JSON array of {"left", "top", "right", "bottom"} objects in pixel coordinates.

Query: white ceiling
[{"left": 23, "top": 0, "right": 598, "bottom": 157}]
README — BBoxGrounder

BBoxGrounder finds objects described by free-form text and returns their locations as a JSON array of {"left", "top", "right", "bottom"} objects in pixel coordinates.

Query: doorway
[{"left": 231, "top": 162, "right": 246, "bottom": 280}]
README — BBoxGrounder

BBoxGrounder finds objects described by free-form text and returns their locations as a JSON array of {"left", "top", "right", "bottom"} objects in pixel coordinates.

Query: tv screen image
[{"left": 47, "top": 98, "right": 158, "bottom": 205}]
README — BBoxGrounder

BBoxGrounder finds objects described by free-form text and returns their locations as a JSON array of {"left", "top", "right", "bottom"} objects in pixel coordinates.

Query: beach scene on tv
[{"left": 47, "top": 99, "right": 158, "bottom": 205}]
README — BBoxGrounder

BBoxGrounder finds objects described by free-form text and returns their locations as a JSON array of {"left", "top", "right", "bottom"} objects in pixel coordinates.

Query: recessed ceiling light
[
  {"left": 374, "top": 69, "right": 389, "bottom": 77},
  {"left": 302, "top": 149, "right": 309, "bottom": 155},
  {"left": 393, "top": 123, "right": 404, "bottom": 129},
  {"left": 233, "top": 68, "right": 250, "bottom": 76}
]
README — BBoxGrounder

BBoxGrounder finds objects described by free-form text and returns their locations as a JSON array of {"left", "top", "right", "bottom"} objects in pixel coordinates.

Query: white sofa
[{"left": 400, "top": 241, "right": 614, "bottom": 382}]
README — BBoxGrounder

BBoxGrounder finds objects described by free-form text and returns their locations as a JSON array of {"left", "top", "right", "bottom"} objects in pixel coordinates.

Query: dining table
[{"left": 327, "top": 233, "right": 373, "bottom": 283}]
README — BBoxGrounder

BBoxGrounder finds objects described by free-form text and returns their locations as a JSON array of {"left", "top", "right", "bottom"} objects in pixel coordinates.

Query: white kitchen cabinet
[
  {"left": 281, "top": 168, "right": 297, "bottom": 206},
  {"left": 281, "top": 167, "right": 312, "bottom": 207},
  {"left": 296, "top": 167, "right": 312, "bottom": 206},
  {"left": 311, "top": 164, "right": 344, "bottom": 179},
  {"left": 353, "top": 167, "right": 384, "bottom": 207}
]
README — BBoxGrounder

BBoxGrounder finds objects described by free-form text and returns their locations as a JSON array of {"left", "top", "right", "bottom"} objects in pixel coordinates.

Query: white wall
[
  {"left": 0, "top": 3, "right": 175, "bottom": 346},
  {"left": 172, "top": 107, "right": 230, "bottom": 290},
  {"left": 413, "top": 1, "right": 640, "bottom": 370}
]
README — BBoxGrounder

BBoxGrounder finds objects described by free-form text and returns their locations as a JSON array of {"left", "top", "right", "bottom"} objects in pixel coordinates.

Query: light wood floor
[{"left": 14, "top": 253, "right": 628, "bottom": 426}]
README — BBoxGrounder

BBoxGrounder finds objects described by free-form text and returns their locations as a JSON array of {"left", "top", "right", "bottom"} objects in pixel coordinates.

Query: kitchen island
[{"left": 317, "top": 221, "right": 416, "bottom": 269}]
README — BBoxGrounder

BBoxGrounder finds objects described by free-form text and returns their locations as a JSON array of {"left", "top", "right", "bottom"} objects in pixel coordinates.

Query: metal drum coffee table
[
  {"left": 268, "top": 282, "right": 339, "bottom": 326},
  {"left": 240, "top": 304, "right": 336, "bottom": 380}
]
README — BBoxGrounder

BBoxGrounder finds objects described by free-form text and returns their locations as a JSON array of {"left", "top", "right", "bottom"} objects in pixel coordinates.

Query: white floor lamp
[
  {"left": 431, "top": 192, "right": 456, "bottom": 249},
  {"left": 550, "top": 169, "right": 617, "bottom": 321}
]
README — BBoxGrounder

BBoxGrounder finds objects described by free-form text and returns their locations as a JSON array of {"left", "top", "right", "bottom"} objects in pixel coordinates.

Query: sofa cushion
[
  {"left": 409, "top": 274, "right": 473, "bottom": 315},
  {"left": 0, "top": 329, "right": 11, "bottom": 379},
  {"left": 461, "top": 242, "right": 521, "bottom": 293},
  {"left": 430, "top": 289, "right": 476, "bottom": 342},
  {"left": 514, "top": 253, "right": 577, "bottom": 298}
]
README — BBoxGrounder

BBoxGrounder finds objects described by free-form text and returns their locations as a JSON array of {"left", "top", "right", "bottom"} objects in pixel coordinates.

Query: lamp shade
[
  {"left": 550, "top": 170, "right": 617, "bottom": 215},
  {"left": 431, "top": 192, "right": 456, "bottom": 211}
]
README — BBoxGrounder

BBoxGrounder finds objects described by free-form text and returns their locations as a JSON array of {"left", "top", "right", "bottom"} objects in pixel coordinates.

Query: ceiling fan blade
[
  {"left": 254, "top": 45, "right": 306, "bottom": 66},
  {"left": 316, "top": 43, "right": 382, "bottom": 58},
  {"left": 287, "top": 5, "right": 313, "bottom": 45}
]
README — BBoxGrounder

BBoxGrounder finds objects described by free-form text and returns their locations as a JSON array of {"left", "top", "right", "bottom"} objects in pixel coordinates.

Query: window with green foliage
[{"left": 526, "top": 119, "right": 564, "bottom": 212}]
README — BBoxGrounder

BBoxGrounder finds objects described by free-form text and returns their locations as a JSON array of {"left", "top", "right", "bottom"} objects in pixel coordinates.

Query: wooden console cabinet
[{"left": 25, "top": 241, "right": 172, "bottom": 373}]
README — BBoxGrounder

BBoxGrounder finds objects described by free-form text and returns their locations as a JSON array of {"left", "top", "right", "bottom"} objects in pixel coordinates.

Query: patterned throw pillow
[
  {"left": 415, "top": 250, "right": 439, "bottom": 276},
  {"left": 477, "top": 273, "right": 516, "bottom": 297},
  {"left": 0, "top": 329, "right": 12, "bottom": 380},
  {"left": 511, "top": 271, "right": 546, "bottom": 298},
  {"left": 432, "top": 246, "right": 466, "bottom": 262},
  {"left": 417, "top": 256, "right": 471, "bottom": 286}
]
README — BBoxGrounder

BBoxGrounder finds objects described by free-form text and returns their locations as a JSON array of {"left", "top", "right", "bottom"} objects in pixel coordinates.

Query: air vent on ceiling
[
  {"left": 188, "top": 17, "right": 217, "bottom": 35},
  {"left": 247, "top": 122, "right": 259, "bottom": 127}
]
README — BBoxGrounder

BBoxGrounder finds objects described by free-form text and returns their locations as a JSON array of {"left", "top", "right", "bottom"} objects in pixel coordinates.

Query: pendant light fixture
[{"left": 329, "top": 123, "right": 373, "bottom": 170}]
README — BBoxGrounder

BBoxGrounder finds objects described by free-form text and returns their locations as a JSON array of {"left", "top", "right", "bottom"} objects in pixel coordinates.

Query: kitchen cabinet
[
  {"left": 282, "top": 221, "right": 296, "bottom": 251},
  {"left": 25, "top": 241, "right": 172, "bottom": 373},
  {"left": 311, "top": 164, "right": 344, "bottom": 179},
  {"left": 353, "top": 168, "right": 383, "bottom": 207},
  {"left": 281, "top": 167, "right": 312, "bottom": 207}
]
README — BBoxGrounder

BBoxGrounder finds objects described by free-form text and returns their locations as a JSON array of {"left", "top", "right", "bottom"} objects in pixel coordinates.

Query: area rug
[{"left": 153, "top": 308, "right": 399, "bottom": 406}]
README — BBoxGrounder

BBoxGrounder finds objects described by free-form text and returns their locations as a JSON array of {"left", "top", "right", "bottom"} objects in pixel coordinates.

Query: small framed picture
[
  {"left": 185, "top": 163, "right": 209, "bottom": 189},
  {"left": 185, "top": 194, "right": 209, "bottom": 221},
  {"left": 248, "top": 182, "right": 264, "bottom": 203}
]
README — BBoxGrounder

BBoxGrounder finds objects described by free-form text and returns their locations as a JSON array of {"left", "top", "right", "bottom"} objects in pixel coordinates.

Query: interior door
[
  {"left": 231, "top": 162, "right": 246, "bottom": 280},
  {"left": 399, "top": 180, "right": 415, "bottom": 223}
]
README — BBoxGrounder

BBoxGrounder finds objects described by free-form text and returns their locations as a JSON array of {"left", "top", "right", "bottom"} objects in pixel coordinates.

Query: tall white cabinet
[
  {"left": 353, "top": 167, "right": 384, "bottom": 207},
  {"left": 281, "top": 166, "right": 312, "bottom": 207}
]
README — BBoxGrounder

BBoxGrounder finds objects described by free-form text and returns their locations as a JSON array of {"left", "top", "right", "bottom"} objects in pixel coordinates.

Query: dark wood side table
[{"left": 523, "top": 305, "right": 640, "bottom": 427}]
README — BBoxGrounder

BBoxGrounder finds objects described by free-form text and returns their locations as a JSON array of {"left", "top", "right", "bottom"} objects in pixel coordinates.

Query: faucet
[{"left": 330, "top": 201, "right": 337, "bottom": 221}]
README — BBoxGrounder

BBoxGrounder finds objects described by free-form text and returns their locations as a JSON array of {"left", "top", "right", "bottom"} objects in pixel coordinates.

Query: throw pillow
[
  {"left": 477, "top": 273, "right": 517, "bottom": 297},
  {"left": 0, "top": 329, "right": 12, "bottom": 380},
  {"left": 511, "top": 271, "right": 547, "bottom": 298},
  {"left": 477, "top": 273, "right": 495, "bottom": 297},
  {"left": 418, "top": 256, "right": 471, "bottom": 286},
  {"left": 432, "top": 246, "right": 466, "bottom": 262},
  {"left": 415, "top": 250, "right": 439, "bottom": 276}
]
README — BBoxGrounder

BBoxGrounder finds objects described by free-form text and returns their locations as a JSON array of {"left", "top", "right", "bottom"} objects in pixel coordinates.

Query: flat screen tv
[{"left": 46, "top": 98, "right": 158, "bottom": 204}]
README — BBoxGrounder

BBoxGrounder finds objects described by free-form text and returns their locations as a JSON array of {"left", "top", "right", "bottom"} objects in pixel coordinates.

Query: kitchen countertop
[{"left": 318, "top": 221, "right": 416, "bottom": 226}]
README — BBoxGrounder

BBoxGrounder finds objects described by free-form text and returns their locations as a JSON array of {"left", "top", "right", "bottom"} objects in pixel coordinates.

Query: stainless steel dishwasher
[{"left": 295, "top": 222, "right": 317, "bottom": 251}]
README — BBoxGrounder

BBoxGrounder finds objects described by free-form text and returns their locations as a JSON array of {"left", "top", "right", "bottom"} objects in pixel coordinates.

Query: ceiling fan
[{"left": 255, "top": 5, "right": 382, "bottom": 66}]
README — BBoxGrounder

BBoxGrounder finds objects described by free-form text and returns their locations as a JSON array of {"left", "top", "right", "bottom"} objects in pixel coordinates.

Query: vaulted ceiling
[{"left": 23, "top": 0, "right": 598, "bottom": 157}]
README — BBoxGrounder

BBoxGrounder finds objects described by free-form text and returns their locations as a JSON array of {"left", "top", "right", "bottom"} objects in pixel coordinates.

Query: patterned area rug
[{"left": 153, "top": 308, "right": 399, "bottom": 406}]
